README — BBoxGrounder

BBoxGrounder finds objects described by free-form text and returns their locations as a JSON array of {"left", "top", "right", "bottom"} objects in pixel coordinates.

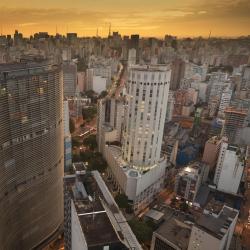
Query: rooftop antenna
[
  {"left": 96, "top": 28, "right": 99, "bottom": 37},
  {"left": 56, "top": 25, "right": 58, "bottom": 35},
  {"left": 208, "top": 30, "right": 211, "bottom": 39},
  {"left": 108, "top": 23, "right": 111, "bottom": 37}
]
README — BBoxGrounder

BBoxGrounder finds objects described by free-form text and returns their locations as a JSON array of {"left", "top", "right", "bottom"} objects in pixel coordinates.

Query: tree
[
  {"left": 69, "top": 118, "right": 75, "bottom": 134},
  {"left": 82, "top": 106, "right": 97, "bottom": 122},
  {"left": 99, "top": 90, "right": 108, "bottom": 99},
  {"left": 128, "top": 219, "right": 153, "bottom": 242},
  {"left": 83, "top": 135, "right": 97, "bottom": 151},
  {"left": 115, "top": 194, "right": 129, "bottom": 209}
]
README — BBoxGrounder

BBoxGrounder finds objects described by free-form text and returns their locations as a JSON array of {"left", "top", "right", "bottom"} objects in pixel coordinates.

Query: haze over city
[{"left": 1, "top": 0, "right": 250, "bottom": 37}]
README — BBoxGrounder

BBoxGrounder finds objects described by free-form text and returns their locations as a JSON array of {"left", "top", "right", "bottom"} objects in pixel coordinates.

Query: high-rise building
[
  {"left": 62, "top": 61, "right": 77, "bottom": 97},
  {"left": 122, "top": 65, "right": 170, "bottom": 169},
  {"left": 214, "top": 142, "right": 246, "bottom": 194},
  {"left": 103, "top": 65, "right": 171, "bottom": 213},
  {"left": 0, "top": 61, "right": 64, "bottom": 249},
  {"left": 224, "top": 107, "right": 248, "bottom": 143}
]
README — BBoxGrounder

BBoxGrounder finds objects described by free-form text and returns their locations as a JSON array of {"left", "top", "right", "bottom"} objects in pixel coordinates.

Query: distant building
[
  {"left": 175, "top": 162, "right": 209, "bottom": 202},
  {"left": 64, "top": 168, "right": 142, "bottom": 250},
  {"left": 63, "top": 61, "right": 77, "bottom": 97},
  {"left": 214, "top": 143, "right": 247, "bottom": 194}
]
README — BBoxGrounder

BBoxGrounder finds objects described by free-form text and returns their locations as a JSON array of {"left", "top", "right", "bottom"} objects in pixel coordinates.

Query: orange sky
[{"left": 0, "top": 0, "right": 249, "bottom": 37}]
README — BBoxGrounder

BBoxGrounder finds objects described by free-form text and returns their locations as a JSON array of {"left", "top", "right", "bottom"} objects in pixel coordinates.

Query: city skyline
[{"left": 0, "top": 0, "right": 250, "bottom": 37}]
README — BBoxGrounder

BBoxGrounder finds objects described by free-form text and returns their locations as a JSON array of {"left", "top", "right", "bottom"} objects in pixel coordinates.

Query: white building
[
  {"left": 166, "top": 91, "right": 174, "bottom": 122},
  {"left": 102, "top": 64, "right": 171, "bottom": 213},
  {"left": 188, "top": 206, "right": 238, "bottom": 250},
  {"left": 214, "top": 143, "right": 246, "bottom": 194},
  {"left": 122, "top": 65, "right": 170, "bottom": 169},
  {"left": 93, "top": 75, "right": 107, "bottom": 94}
]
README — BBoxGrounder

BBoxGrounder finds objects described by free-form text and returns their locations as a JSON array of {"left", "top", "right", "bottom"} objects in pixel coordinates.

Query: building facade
[{"left": 0, "top": 61, "right": 64, "bottom": 249}]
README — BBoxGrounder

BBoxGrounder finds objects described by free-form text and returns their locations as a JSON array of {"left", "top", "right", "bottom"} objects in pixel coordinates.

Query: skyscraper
[
  {"left": 102, "top": 64, "right": 171, "bottom": 213},
  {"left": 0, "top": 60, "right": 64, "bottom": 249},
  {"left": 122, "top": 65, "right": 170, "bottom": 169}
]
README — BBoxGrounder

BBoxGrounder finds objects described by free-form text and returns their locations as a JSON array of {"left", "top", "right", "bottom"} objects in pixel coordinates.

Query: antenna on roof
[
  {"left": 108, "top": 23, "right": 111, "bottom": 37},
  {"left": 208, "top": 30, "right": 211, "bottom": 39}
]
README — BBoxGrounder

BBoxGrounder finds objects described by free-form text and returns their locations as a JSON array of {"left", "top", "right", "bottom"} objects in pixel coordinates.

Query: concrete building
[
  {"left": 62, "top": 61, "right": 77, "bottom": 97},
  {"left": 224, "top": 107, "right": 248, "bottom": 143},
  {"left": 93, "top": 75, "right": 107, "bottom": 94},
  {"left": 64, "top": 167, "right": 142, "bottom": 250},
  {"left": 214, "top": 143, "right": 247, "bottom": 194},
  {"left": 97, "top": 97, "right": 124, "bottom": 153},
  {"left": 0, "top": 61, "right": 64, "bottom": 249},
  {"left": 128, "top": 48, "right": 136, "bottom": 66},
  {"left": 175, "top": 162, "right": 209, "bottom": 202},
  {"left": 188, "top": 206, "right": 238, "bottom": 250},
  {"left": 101, "top": 64, "right": 171, "bottom": 213},
  {"left": 202, "top": 136, "right": 227, "bottom": 170}
]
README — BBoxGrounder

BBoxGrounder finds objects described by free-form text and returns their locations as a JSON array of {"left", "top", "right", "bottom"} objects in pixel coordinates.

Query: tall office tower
[
  {"left": 122, "top": 65, "right": 170, "bottom": 169},
  {"left": 0, "top": 61, "right": 64, "bottom": 249},
  {"left": 224, "top": 107, "right": 247, "bottom": 143},
  {"left": 214, "top": 143, "right": 246, "bottom": 194},
  {"left": 130, "top": 34, "right": 139, "bottom": 63},
  {"left": 62, "top": 61, "right": 77, "bottom": 97}
]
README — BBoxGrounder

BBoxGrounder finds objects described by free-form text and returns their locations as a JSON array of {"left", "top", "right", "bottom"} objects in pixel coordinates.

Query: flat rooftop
[
  {"left": 153, "top": 207, "right": 192, "bottom": 249},
  {"left": 196, "top": 206, "right": 238, "bottom": 240}
]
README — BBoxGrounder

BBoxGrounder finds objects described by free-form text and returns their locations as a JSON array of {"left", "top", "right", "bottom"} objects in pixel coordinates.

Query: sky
[{"left": 0, "top": 0, "right": 249, "bottom": 38}]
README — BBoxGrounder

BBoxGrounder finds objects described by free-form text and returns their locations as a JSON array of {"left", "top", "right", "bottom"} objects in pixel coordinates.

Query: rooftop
[
  {"left": 154, "top": 207, "right": 192, "bottom": 249},
  {"left": 64, "top": 169, "right": 142, "bottom": 250},
  {"left": 196, "top": 206, "right": 238, "bottom": 239}
]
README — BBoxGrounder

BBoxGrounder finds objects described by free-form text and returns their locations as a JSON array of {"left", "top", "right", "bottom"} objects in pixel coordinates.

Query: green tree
[
  {"left": 69, "top": 118, "right": 75, "bottom": 134},
  {"left": 128, "top": 219, "right": 153, "bottom": 242},
  {"left": 99, "top": 90, "right": 108, "bottom": 99},
  {"left": 83, "top": 135, "right": 97, "bottom": 151},
  {"left": 115, "top": 194, "right": 129, "bottom": 209},
  {"left": 82, "top": 106, "right": 97, "bottom": 122}
]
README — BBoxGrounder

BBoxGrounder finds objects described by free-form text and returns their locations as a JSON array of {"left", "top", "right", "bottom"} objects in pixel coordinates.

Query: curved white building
[{"left": 122, "top": 65, "right": 170, "bottom": 170}]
